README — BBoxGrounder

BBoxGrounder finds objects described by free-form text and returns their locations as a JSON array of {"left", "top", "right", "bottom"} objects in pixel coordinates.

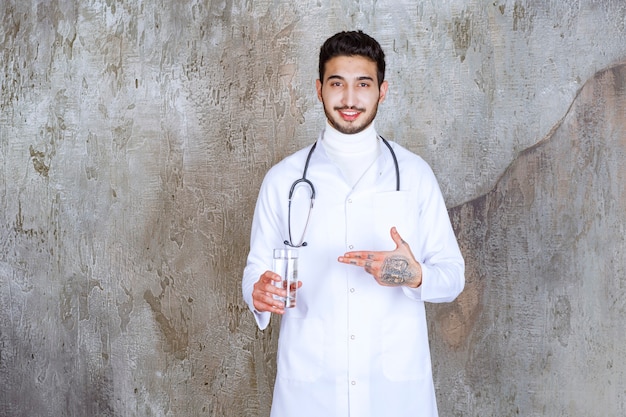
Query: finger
[
  {"left": 253, "top": 290, "right": 286, "bottom": 313},
  {"left": 338, "top": 252, "right": 377, "bottom": 263},
  {"left": 364, "top": 259, "right": 376, "bottom": 274},
  {"left": 262, "top": 270, "right": 282, "bottom": 283},
  {"left": 255, "top": 273, "right": 287, "bottom": 299},
  {"left": 337, "top": 255, "right": 377, "bottom": 276},
  {"left": 390, "top": 226, "right": 407, "bottom": 249},
  {"left": 254, "top": 299, "right": 285, "bottom": 314},
  {"left": 340, "top": 252, "right": 364, "bottom": 260},
  {"left": 338, "top": 254, "right": 364, "bottom": 266}
]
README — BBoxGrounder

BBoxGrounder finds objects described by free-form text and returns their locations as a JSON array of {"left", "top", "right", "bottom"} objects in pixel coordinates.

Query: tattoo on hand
[{"left": 380, "top": 256, "right": 415, "bottom": 286}]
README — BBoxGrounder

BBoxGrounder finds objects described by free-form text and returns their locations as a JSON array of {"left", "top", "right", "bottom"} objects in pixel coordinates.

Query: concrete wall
[{"left": 0, "top": 1, "right": 624, "bottom": 416}]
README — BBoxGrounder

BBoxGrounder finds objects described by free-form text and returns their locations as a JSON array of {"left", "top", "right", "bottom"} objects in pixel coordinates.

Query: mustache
[{"left": 334, "top": 106, "right": 366, "bottom": 112}]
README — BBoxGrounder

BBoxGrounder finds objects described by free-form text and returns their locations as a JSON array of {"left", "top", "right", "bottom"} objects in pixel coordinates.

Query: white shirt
[
  {"left": 322, "top": 120, "right": 380, "bottom": 187},
  {"left": 242, "top": 129, "right": 465, "bottom": 417}
]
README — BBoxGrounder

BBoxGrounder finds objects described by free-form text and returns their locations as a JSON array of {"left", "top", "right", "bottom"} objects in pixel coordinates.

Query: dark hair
[{"left": 318, "top": 30, "right": 386, "bottom": 87}]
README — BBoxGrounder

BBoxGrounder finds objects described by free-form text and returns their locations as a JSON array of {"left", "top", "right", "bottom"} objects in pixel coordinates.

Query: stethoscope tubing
[{"left": 284, "top": 136, "right": 400, "bottom": 247}]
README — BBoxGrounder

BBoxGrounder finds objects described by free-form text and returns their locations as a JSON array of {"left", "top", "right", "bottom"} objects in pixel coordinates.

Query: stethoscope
[{"left": 284, "top": 136, "right": 400, "bottom": 248}]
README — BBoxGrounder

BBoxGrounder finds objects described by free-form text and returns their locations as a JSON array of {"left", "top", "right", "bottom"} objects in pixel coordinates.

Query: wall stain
[
  {"left": 117, "top": 285, "right": 133, "bottom": 332},
  {"left": 29, "top": 145, "right": 49, "bottom": 177},
  {"left": 60, "top": 276, "right": 104, "bottom": 330},
  {"left": 439, "top": 198, "right": 488, "bottom": 349},
  {"left": 513, "top": 1, "right": 534, "bottom": 32},
  {"left": 227, "top": 302, "right": 247, "bottom": 333},
  {"left": 550, "top": 295, "right": 572, "bottom": 347},
  {"left": 144, "top": 276, "right": 190, "bottom": 360},
  {"left": 438, "top": 62, "right": 626, "bottom": 352},
  {"left": 451, "top": 14, "right": 472, "bottom": 63},
  {"left": 14, "top": 200, "right": 43, "bottom": 237}
]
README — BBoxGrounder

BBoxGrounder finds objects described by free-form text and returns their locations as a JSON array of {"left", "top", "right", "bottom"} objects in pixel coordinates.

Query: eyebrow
[{"left": 326, "top": 75, "right": 375, "bottom": 82}]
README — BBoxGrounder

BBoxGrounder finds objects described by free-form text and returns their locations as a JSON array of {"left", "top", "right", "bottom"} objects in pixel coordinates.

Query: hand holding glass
[{"left": 272, "top": 249, "right": 298, "bottom": 308}]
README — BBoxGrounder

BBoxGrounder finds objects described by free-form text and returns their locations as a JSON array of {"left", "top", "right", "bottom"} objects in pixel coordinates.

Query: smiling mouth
[{"left": 336, "top": 107, "right": 364, "bottom": 122}]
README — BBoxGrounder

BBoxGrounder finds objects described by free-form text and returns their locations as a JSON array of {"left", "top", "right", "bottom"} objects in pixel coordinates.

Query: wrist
[{"left": 406, "top": 263, "right": 422, "bottom": 288}]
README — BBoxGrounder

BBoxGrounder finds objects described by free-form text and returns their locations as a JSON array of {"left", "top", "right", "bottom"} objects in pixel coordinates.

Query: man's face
[{"left": 316, "top": 55, "right": 388, "bottom": 135}]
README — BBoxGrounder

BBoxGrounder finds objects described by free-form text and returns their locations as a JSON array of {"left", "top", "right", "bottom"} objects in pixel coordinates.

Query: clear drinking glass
[{"left": 272, "top": 248, "right": 298, "bottom": 308}]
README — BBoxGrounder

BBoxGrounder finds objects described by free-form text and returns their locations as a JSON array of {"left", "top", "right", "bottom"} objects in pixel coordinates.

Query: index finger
[
  {"left": 338, "top": 251, "right": 377, "bottom": 263},
  {"left": 261, "top": 270, "right": 282, "bottom": 283}
]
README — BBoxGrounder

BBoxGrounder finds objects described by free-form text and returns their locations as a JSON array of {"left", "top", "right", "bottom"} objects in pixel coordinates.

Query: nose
[{"left": 342, "top": 85, "right": 356, "bottom": 108}]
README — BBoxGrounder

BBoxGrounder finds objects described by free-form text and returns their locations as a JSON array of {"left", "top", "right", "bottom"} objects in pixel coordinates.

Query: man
[{"left": 242, "top": 30, "right": 464, "bottom": 417}]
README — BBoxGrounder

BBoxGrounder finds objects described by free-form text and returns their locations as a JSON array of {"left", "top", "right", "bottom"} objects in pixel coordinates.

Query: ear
[
  {"left": 378, "top": 80, "right": 389, "bottom": 104},
  {"left": 316, "top": 79, "right": 323, "bottom": 101}
]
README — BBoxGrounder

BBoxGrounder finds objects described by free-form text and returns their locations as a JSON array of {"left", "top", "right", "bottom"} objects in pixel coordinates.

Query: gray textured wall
[{"left": 1, "top": 1, "right": 625, "bottom": 416}]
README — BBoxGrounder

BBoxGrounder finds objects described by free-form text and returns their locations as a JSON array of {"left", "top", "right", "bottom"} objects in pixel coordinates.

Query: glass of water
[{"left": 272, "top": 248, "right": 298, "bottom": 308}]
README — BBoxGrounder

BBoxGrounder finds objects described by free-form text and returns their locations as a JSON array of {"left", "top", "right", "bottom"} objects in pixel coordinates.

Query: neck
[
  {"left": 321, "top": 121, "right": 381, "bottom": 187},
  {"left": 322, "top": 121, "right": 378, "bottom": 154}
]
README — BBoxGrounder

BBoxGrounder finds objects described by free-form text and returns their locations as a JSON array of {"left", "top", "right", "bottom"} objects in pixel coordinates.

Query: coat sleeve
[
  {"left": 242, "top": 167, "right": 285, "bottom": 330},
  {"left": 401, "top": 163, "right": 465, "bottom": 303}
]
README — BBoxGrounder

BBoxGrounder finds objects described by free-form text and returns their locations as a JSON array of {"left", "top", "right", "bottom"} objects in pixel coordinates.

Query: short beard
[{"left": 323, "top": 104, "right": 378, "bottom": 135}]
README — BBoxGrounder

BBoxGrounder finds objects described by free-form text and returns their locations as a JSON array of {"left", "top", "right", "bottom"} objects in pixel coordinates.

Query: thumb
[{"left": 390, "top": 226, "right": 405, "bottom": 250}]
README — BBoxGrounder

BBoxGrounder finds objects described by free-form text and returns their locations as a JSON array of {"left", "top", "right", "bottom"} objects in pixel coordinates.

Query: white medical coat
[{"left": 242, "top": 136, "right": 465, "bottom": 417}]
